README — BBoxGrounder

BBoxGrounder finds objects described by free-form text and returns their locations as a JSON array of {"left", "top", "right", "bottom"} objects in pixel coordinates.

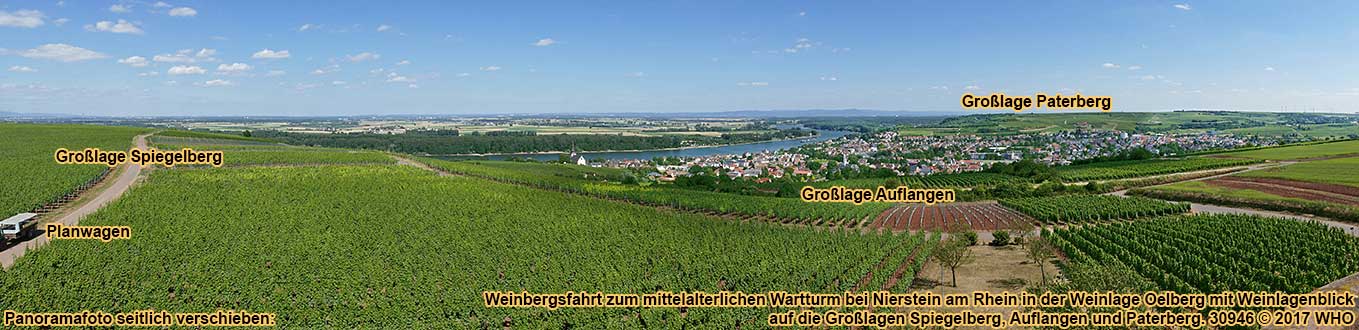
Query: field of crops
[
  {"left": 0, "top": 165, "right": 924, "bottom": 327},
  {"left": 1000, "top": 195, "right": 1189, "bottom": 224},
  {"left": 155, "top": 129, "right": 276, "bottom": 143},
  {"left": 1236, "top": 156, "right": 1359, "bottom": 188},
  {"left": 153, "top": 140, "right": 396, "bottom": 166},
  {"left": 426, "top": 159, "right": 893, "bottom": 225},
  {"left": 150, "top": 135, "right": 282, "bottom": 146},
  {"left": 1212, "top": 139, "right": 1359, "bottom": 160},
  {"left": 0, "top": 123, "right": 148, "bottom": 216},
  {"left": 1055, "top": 158, "right": 1260, "bottom": 182},
  {"left": 869, "top": 202, "right": 1033, "bottom": 231},
  {"left": 1046, "top": 214, "right": 1359, "bottom": 293},
  {"left": 814, "top": 172, "right": 1030, "bottom": 189},
  {"left": 1135, "top": 181, "right": 1359, "bottom": 222}
]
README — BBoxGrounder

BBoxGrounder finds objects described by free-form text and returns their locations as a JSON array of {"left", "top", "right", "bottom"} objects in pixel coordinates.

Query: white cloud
[
  {"left": 480, "top": 65, "right": 501, "bottom": 71},
  {"left": 332, "top": 80, "right": 347, "bottom": 85},
  {"left": 153, "top": 54, "right": 190, "bottom": 63},
  {"left": 628, "top": 72, "right": 646, "bottom": 78},
  {"left": 1138, "top": 74, "right": 1165, "bottom": 81},
  {"left": 396, "top": 59, "right": 411, "bottom": 65},
  {"left": 1101, "top": 63, "right": 1120, "bottom": 69},
  {"left": 167, "top": 65, "right": 206, "bottom": 75},
  {"left": 1173, "top": 3, "right": 1192, "bottom": 11},
  {"left": 153, "top": 2, "right": 172, "bottom": 8},
  {"left": 265, "top": 70, "right": 286, "bottom": 77},
  {"left": 407, "top": 84, "right": 419, "bottom": 89},
  {"left": 1264, "top": 66, "right": 1275, "bottom": 71},
  {"left": 346, "top": 52, "right": 379, "bottom": 62},
  {"left": 386, "top": 75, "right": 413, "bottom": 83},
  {"left": 118, "top": 56, "right": 149, "bottom": 67},
  {"left": 799, "top": 11, "right": 807, "bottom": 16},
  {"left": 534, "top": 38, "right": 556, "bottom": 46},
  {"left": 153, "top": 49, "right": 215, "bottom": 63},
  {"left": 964, "top": 85, "right": 981, "bottom": 90},
  {"left": 86, "top": 19, "right": 144, "bottom": 35},
  {"left": 52, "top": 18, "right": 69, "bottom": 26},
  {"left": 252, "top": 49, "right": 291, "bottom": 59},
  {"left": 168, "top": 7, "right": 197, "bottom": 17},
  {"left": 297, "top": 23, "right": 316, "bottom": 32},
  {"left": 376, "top": 24, "right": 392, "bottom": 32},
  {"left": 109, "top": 4, "right": 132, "bottom": 13},
  {"left": 12, "top": 44, "right": 107, "bottom": 62},
  {"left": 0, "top": 10, "right": 46, "bottom": 28},
  {"left": 216, "top": 62, "right": 252, "bottom": 72},
  {"left": 8, "top": 65, "right": 37, "bottom": 73},
  {"left": 456, "top": 72, "right": 471, "bottom": 77},
  {"left": 200, "top": 79, "right": 233, "bottom": 87},
  {"left": 737, "top": 81, "right": 769, "bottom": 87},
  {"left": 819, "top": 76, "right": 838, "bottom": 81},
  {"left": 1127, "top": 65, "right": 1142, "bottom": 71},
  {"left": 310, "top": 65, "right": 339, "bottom": 75},
  {"left": 137, "top": 71, "right": 159, "bottom": 77},
  {"left": 930, "top": 86, "right": 949, "bottom": 90}
]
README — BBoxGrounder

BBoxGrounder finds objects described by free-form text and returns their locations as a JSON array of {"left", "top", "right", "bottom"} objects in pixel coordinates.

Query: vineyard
[
  {"left": 814, "top": 172, "right": 1030, "bottom": 189},
  {"left": 1000, "top": 195, "right": 1189, "bottom": 224},
  {"left": 425, "top": 159, "right": 893, "bottom": 226},
  {"left": 869, "top": 202, "right": 1033, "bottom": 231},
  {"left": 1055, "top": 158, "right": 1260, "bottom": 182},
  {"left": 153, "top": 140, "right": 397, "bottom": 166},
  {"left": 0, "top": 123, "right": 148, "bottom": 216},
  {"left": 1046, "top": 214, "right": 1359, "bottom": 293},
  {"left": 0, "top": 165, "right": 924, "bottom": 328},
  {"left": 154, "top": 129, "right": 277, "bottom": 143}
]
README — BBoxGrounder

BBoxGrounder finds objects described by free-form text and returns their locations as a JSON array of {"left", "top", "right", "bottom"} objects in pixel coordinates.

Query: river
[{"left": 437, "top": 129, "right": 853, "bottom": 161}]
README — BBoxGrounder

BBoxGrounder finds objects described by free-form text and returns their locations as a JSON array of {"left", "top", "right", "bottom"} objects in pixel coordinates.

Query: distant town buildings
[{"left": 592, "top": 128, "right": 1283, "bottom": 182}]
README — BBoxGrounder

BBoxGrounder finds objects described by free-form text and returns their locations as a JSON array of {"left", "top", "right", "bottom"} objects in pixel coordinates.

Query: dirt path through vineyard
[
  {"left": 390, "top": 154, "right": 455, "bottom": 176},
  {"left": 0, "top": 133, "right": 150, "bottom": 269}
]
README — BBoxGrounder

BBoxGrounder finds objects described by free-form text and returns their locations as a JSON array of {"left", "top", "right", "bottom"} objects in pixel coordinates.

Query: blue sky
[{"left": 1, "top": 0, "right": 1357, "bottom": 116}]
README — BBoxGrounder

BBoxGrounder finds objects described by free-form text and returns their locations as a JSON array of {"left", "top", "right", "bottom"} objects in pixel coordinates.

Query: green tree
[
  {"left": 1024, "top": 237, "right": 1056, "bottom": 287},
  {"left": 934, "top": 236, "right": 975, "bottom": 287}
]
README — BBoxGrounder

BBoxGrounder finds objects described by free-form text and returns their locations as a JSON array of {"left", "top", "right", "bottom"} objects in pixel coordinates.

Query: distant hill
[{"left": 550, "top": 109, "right": 967, "bottom": 118}]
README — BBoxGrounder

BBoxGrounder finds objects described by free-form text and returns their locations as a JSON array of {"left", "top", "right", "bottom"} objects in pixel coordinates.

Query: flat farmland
[
  {"left": 0, "top": 123, "right": 148, "bottom": 216},
  {"left": 868, "top": 201, "right": 1034, "bottom": 232},
  {"left": 1236, "top": 156, "right": 1359, "bottom": 189},
  {"left": 1, "top": 164, "right": 911, "bottom": 328},
  {"left": 1212, "top": 139, "right": 1359, "bottom": 160},
  {"left": 1203, "top": 177, "right": 1359, "bottom": 207}
]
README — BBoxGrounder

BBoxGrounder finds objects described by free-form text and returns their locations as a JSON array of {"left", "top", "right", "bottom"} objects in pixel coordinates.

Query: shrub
[{"left": 989, "top": 230, "right": 1011, "bottom": 246}]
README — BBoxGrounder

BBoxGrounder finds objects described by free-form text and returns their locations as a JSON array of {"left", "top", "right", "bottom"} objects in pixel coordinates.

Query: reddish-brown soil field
[
  {"left": 1223, "top": 176, "right": 1359, "bottom": 198},
  {"left": 1207, "top": 177, "right": 1359, "bottom": 207},
  {"left": 871, "top": 201, "right": 1035, "bottom": 231}
]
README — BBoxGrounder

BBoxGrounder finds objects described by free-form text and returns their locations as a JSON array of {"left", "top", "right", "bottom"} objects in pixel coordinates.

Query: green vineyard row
[
  {"left": 1046, "top": 214, "right": 1359, "bottom": 293},
  {"left": 1000, "top": 195, "right": 1189, "bottom": 223}
]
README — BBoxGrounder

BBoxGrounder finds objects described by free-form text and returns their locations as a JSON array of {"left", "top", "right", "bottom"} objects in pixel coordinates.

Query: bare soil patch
[
  {"left": 1225, "top": 176, "right": 1359, "bottom": 198},
  {"left": 1206, "top": 177, "right": 1359, "bottom": 207},
  {"left": 913, "top": 245, "right": 1058, "bottom": 315},
  {"left": 873, "top": 201, "right": 1035, "bottom": 231}
]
